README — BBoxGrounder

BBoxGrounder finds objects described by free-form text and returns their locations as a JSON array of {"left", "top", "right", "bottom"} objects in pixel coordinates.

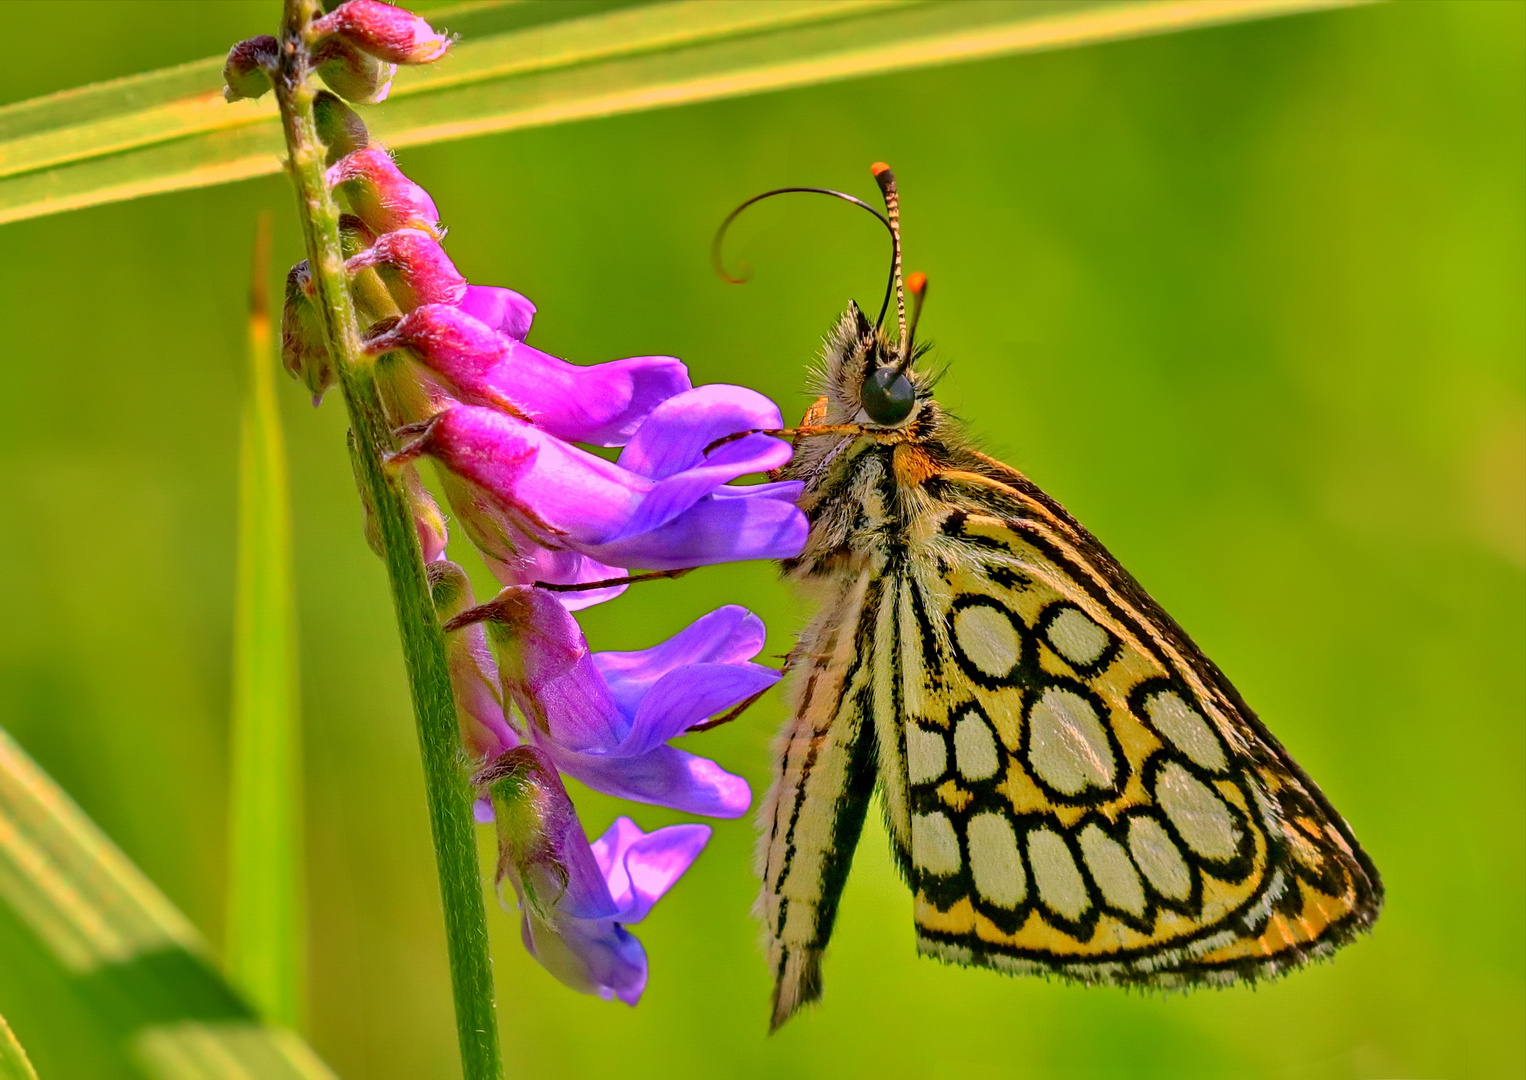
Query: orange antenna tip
[
  {"left": 870, "top": 161, "right": 892, "bottom": 177},
  {"left": 907, "top": 271, "right": 927, "bottom": 295}
]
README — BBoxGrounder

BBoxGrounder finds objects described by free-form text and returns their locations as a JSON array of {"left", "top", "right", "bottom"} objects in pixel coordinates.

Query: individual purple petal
[
  {"left": 604, "top": 436, "right": 795, "bottom": 545},
  {"left": 592, "top": 605, "right": 767, "bottom": 717},
  {"left": 581, "top": 481, "right": 807, "bottom": 571},
  {"left": 459, "top": 285, "right": 535, "bottom": 341},
  {"left": 617, "top": 383, "right": 785, "bottom": 481},
  {"left": 591, "top": 818, "right": 710, "bottom": 925},
  {"left": 484, "top": 344, "right": 692, "bottom": 448},
  {"left": 617, "top": 662, "right": 779, "bottom": 756},
  {"left": 525, "top": 911, "right": 646, "bottom": 1006},
  {"left": 548, "top": 805, "right": 622, "bottom": 923},
  {"left": 549, "top": 744, "right": 751, "bottom": 819}
]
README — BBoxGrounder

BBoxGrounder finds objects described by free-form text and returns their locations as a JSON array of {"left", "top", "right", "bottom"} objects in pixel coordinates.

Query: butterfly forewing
[{"left": 758, "top": 303, "right": 1381, "bottom": 1026}]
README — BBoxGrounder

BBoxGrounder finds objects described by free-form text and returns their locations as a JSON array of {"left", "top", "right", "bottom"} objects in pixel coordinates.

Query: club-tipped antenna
[
  {"left": 896, "top": 271, "right": 928, "bottom": 376},
  {"left": 870, "top": 162, "right": 907, "bottom": 362},
  {"left": 711, "top": 185, "right": 898, "bottom": 330}
]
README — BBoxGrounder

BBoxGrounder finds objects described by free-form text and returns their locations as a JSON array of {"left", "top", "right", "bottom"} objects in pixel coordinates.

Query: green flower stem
[{"left": 271, "top": 3, "right": 502, "bottom": 1078}]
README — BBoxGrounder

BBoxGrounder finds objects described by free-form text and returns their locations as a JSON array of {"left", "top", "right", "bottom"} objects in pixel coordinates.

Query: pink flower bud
[
  {"left": 327, "top": 146, "right": 441, "bottom": 238},
  {"left": 346, "top": 228, "right": 467, "bottom": 310},
  {"left": 314, "top": 37, "right": 395, "bottom": 105},
  {"left": 311, "top": 0, "right": 451, "bottom": 65},
  {"left": 281, "top": 261, "right": 333, "bottom": 401},
  {"left": 223, "top": 35, "right": 277, "bottom": 102},
  {"left": 314, "top": 91, "right": 370, "bottom": 166}
]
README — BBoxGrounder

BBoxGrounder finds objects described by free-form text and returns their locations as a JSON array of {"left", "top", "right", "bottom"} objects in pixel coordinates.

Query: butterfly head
[{"left": 825, "top": 289, "right": 931, "bottom": 432}]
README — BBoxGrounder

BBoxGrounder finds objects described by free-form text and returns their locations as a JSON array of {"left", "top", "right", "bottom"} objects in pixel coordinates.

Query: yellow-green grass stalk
[
  {"left": 0, "top": 728, "right": 336, "bottom": 1078},
  {"left": 0, "top": 1013, "right": 38, "bottom": 1080},
  {"left": 0, "top": 0, "right": 1378, "bottom": 227}
]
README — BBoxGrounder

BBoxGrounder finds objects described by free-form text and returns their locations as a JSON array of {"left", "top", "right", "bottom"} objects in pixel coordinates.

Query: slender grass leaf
[
  {"left": 0, "top": 728, "right": 336, "bottom": 1079},
  {"left": 0, "top": 1013, "right": 38, "bottom": 1080},
  {"left": 0, "top": 0, "right": 1376, "bottom": 226},
  {"left": 226, "top": 214, "right": 304, "bottom": 1030}
]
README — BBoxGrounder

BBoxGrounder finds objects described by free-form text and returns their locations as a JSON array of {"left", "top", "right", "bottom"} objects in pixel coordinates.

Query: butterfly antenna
[
  {"left": 711, "top": 185, "right": 898, "bottom": 328},
  {"left": 870, "top": 162, "right": 907, "bottom": 361},
  {"left": 896, "top": 271, "right": 928, "bottom": 376}
]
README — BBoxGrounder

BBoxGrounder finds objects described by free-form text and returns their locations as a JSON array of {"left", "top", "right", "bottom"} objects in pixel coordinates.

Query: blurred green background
[{"left": 1, "top": 1, "right": 1521, "bottom": 1077}]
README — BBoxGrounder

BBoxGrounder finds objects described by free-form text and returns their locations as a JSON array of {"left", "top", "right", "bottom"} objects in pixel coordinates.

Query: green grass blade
[
  {"left": 0, "top": 0, "right": 1375, "bottom": 226},
  {"left": 0, "top": 728, "right": 335, "bottom": 1079},
  {"left": 226, "top": 215, "right": 303, "bottom": 1030},
  {"left": 0, "top": 1013, "right": 39, "bottom": 1080}
]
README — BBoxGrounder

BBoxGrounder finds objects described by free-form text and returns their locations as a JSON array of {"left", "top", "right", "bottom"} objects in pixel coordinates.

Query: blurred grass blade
[
  {"left": 0, "top": 0, "right": 1375, "bottom": 226},
  {"left": 0, "top": 1013, "right": 38, "bottom": 1080},
  {"left": 0, "top": 728, "right": 336, "bottom": 1079},
  {"left": 226, "top": 214, "right": 303, "bottom": 1029}
]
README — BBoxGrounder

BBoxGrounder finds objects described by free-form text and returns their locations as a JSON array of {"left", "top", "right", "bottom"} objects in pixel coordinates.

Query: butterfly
[{"left": 732, "top": 164, "right": 1383, "bottom": 1030}]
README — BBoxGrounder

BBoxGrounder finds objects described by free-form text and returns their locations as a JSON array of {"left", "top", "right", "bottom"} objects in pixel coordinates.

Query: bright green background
[{"left": 1, "top": 1, "right": 1521, "bottom": 1077}]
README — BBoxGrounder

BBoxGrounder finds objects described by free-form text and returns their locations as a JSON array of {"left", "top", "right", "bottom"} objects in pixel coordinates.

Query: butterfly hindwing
[{"left": 874, "top": 464, "right": 1381, "bottom": 986}]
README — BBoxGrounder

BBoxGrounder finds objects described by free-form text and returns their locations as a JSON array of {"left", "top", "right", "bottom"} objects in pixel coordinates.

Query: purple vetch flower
[
  {"left": 481, "top": 746, "right": 711, "bottom": 1004},
  {"left": 365, "top": 302, "right": 691, "bottom": 446},
  {"left": 395, "top": 384, "right": 806, "bottom": 571},
  {"left": 454, "top": 586, "right": 774, "bottom": 817}
]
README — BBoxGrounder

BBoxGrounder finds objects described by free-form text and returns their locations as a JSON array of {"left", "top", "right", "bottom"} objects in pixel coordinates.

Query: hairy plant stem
[{"left": 272, "top": 4, "right": 502, "bottom": 1077}]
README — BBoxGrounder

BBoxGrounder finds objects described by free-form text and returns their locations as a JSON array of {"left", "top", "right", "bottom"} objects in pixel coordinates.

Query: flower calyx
[{"left": 223, "top": 35, "right": 277, "bottom": 102}]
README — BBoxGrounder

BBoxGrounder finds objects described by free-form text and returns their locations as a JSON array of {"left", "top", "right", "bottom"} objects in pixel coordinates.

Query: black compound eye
[{"left": 861, "top": 367, "right": 916, "bottom": 425}]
